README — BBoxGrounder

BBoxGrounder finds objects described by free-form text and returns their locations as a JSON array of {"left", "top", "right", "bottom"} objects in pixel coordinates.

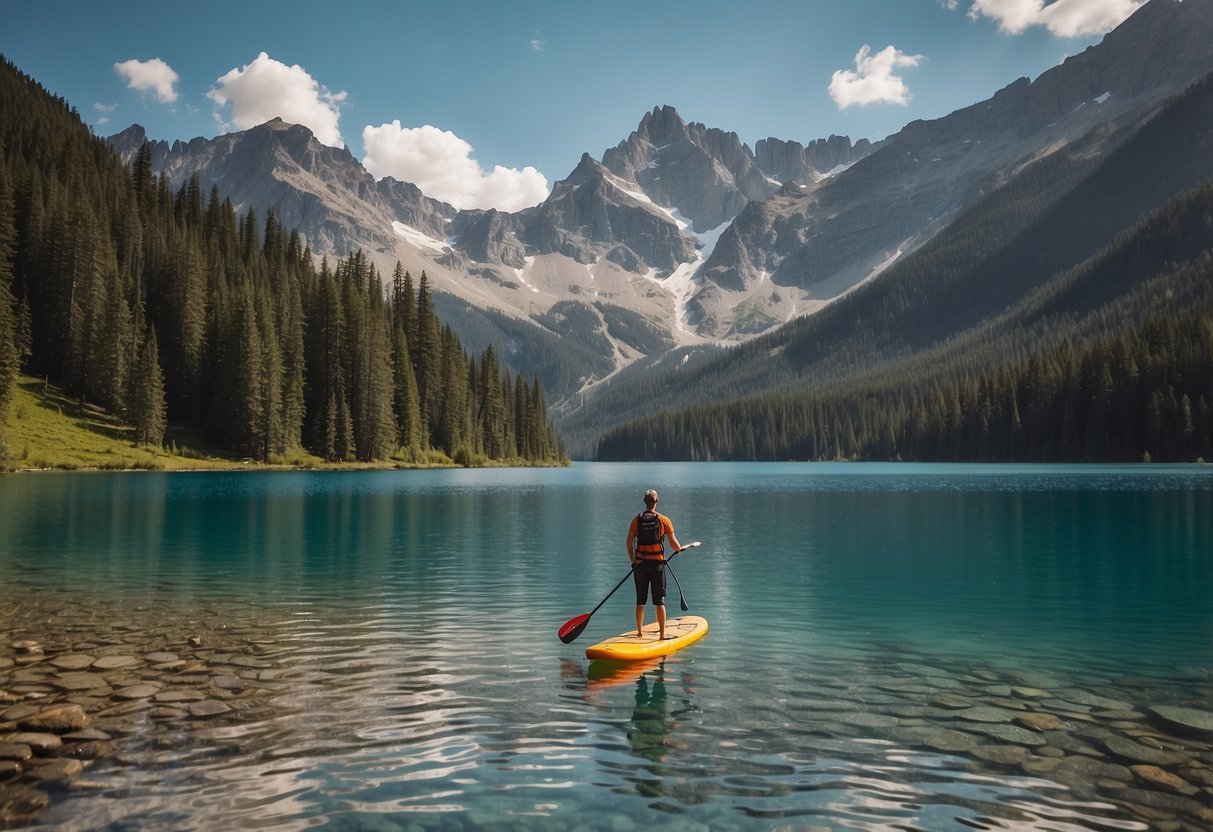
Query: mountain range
[{"left": 107, "top": 0, "right": 1213, "bottom": 456}]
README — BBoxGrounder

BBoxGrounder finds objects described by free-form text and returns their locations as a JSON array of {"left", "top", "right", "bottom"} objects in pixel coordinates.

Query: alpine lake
[{"left": 1, "top": 462, "right": 1212, "bottom": 831}]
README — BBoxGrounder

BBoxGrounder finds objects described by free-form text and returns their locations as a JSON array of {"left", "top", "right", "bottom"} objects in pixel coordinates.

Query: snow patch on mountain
[
  {"left": 514, "top": 256, "right": 541, "bottom": 293},
  {"left": 392, "top": 221, "right": 448, "bottom": 253}
]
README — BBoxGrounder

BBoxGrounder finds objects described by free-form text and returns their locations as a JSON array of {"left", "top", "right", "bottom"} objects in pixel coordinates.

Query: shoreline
[{"left": 1, "top": 375, "right": 569, "bottom": 475}]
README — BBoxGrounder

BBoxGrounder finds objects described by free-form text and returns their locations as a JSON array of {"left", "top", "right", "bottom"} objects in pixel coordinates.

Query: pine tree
[
  {"left": 392, "top": 321, "right": 422, "bottom": 456},
  {"left": 256, "top": 289, "right": 284, "bottom": 461},
  {"left": 436, "top": 326, "right": 468, "bottom": 455},
  {"left": 129, "top": 326, "right": 166, "bottom": 447},
  {"left": 414, "top": 271, "right": 442, "bottom": 446},
  {"left": 476, "top": 343, "right": 508, "bottom": 459}
]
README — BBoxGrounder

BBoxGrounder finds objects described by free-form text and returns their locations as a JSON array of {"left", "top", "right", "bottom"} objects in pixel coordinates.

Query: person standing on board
[{"left": 626, "top": 489, "right": 684, "bottom": 640}]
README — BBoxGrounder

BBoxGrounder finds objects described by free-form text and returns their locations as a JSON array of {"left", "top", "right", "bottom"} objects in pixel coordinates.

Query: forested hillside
[
  {"left": 0, "top": 58, "right": 564, "bottom": 467},
  {"left": 594, "top": 74, "right": 1213, "bottom": 463}
]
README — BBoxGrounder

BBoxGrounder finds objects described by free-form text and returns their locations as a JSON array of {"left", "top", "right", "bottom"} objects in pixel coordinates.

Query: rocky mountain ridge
[{"left": 106, "top": 0, "right": 1213, "bottom": 411}]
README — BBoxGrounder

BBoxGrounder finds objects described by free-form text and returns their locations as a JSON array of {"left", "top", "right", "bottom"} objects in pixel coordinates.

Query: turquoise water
[{"left": 1, "top": 462, "right": 1211, "bottom": 830}]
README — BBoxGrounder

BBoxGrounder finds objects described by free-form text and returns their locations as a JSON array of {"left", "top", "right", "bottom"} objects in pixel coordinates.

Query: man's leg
[
  {"left": 635, "top": 605, "right": 645, "bottom": 637},
  {"left": 656, "top": 603, "right": 666, "bottom": 639}
]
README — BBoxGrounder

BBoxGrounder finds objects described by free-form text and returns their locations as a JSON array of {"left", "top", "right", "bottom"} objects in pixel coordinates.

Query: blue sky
[{"left": 3, "top": 0, "right": 1145, "bottom": 210}]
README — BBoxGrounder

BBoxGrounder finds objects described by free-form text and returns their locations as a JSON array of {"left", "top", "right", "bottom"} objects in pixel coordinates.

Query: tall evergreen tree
[
  {"left": 414, "top": 271, "right": 442, "bottom": 446},
  {"left": 389, "top": 313, "right": 421, "bottom": 457},
  {"left": 129, "top": 326, "right": 166, "bottom": 447}
]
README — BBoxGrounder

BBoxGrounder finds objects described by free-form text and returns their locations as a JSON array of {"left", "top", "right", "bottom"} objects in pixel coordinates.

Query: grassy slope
[{"left": 0, "top": 376, "right": 459, "bottom": 473}]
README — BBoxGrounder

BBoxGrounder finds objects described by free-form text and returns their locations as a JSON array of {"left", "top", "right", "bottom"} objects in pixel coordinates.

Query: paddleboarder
[{"left": 627, "top": 489, "right": 684, "bottom": 640}]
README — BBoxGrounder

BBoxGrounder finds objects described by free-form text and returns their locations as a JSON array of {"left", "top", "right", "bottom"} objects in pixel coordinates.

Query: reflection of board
[
  {"left": 586, "top": 657, "right": 663, "bottom": 689},
  {"left": 584, "top": 615, "right": 708, "bottom": 662}
]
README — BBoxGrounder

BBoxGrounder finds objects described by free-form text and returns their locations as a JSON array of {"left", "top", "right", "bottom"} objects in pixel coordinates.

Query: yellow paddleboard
[{"left": 584, "top": 615, "right": 708, "bottom": 662}]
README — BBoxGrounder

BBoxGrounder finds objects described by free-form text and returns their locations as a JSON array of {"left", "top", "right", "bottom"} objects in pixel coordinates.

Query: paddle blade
[{"left": 558, "top": 613, "right": 592, "bottom": 644}]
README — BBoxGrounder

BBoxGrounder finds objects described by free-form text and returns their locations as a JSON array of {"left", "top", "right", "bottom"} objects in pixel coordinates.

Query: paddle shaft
[{"left": 665, "top": 560, "right": 689, "bottom": 611}]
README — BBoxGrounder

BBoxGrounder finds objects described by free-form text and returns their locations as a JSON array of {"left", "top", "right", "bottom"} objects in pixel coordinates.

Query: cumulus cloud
[
  {"left": 362, "top": 121, "right": 549, "bottom": 212},
  {"left": 965, "top": 0, "right": 1145, "bottom": 38},
  {"left": 530, "top": 39, "right": 546, "bottom": 52},
  {"left": 114, "top": 58, "right": 179, "bottom": 104},
  {"left": 207, "top": 52, "right": 346, "bottom": 147},
  {"left": 829, "top": 45, "right": 924, "bottom": 109}
]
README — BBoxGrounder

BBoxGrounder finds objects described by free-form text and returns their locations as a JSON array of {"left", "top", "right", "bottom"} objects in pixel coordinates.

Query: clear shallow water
[{"left": 1, "top": 462, "right": 1212, "bottom": 830}]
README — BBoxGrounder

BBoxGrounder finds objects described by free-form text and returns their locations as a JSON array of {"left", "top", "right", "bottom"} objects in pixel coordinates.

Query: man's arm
[
  {"left": 666, "top": 517, "right": 683, "bottom": 553},
  {"left": 626, "top": 519, "right": 637, "bottom": 563}
]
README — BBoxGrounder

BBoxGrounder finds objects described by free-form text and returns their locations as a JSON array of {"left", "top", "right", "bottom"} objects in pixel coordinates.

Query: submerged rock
[
  {"left": 1016, "top": 713, "right": 1065, "bottom": 732},
  {"left": 1148, "top": 705, "right": 1213, "bottom": 738},
  {"left": 1101, "top": 735, "right": 1189, "bottom": 767},
  {"left": 18, "top": 704, "right": 89, "bottom": 733},
  {"left": 973, "top": 744, "right": 1032, "bottom": 765},
  {"left": 1130, "top": 764, "right": 1193, "bottom": 794}
]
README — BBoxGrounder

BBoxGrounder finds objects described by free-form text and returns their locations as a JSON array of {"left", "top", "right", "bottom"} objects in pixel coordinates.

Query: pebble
[
  {"left": 1148, "top": 705, "right": 1213, "bottom": 738},
  {"left": 18, "top": 704, "right": 89, "bottom": 733},
  {"left": 62, "top": 728, "right": 110, "bottom": 742},
  {"left": 92, "top": 656, "right": 140, "bottom": 671},
  {"left": 1102, "top": 735, "right": 1190, "bottom": 767},
  {"left": 973, "top": 744, "right": 1032, "bottom": 765},
  {"left": 1016, "top": 712, "right": 1065, "bottom": 732},
  {"left": 52, "top": 673, "right": 109, "bottom": 692},
  {"left": 154, "top": 689, "right": 206, "bottom": 703},
  {"left": 6, "top": 733, "right": 61, "bottom": 756},
  {"left": 957, "top": 706, "right": 1020, "bottom": 723},
  {"left": 1131, "top": 764, "right": 1191, "bottom": 793},
  {"left": 49, "top": 655, "right": 96, "bottom": 671},
  {"left": 212, "top": 675, "right": 246, "bottom": 692},
  {"left": 112, "top": 684, "right": 161, "bottom": 701},
  {"left": 189, "top": 700, "right": 234, "bottom": 718},
  {"left": 0, "top": 745, "right": 32, "bottom": 763}
]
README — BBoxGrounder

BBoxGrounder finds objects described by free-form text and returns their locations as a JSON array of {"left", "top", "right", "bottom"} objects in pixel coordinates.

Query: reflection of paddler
[{"left": 627, "top": 664, "right": 672, "bottom": 763}]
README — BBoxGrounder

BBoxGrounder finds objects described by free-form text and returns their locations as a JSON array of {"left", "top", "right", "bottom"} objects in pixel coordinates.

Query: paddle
[
  {"left": 666, "top": 561, "right": 689, "bottom": 612},
  {"left": 558, "top": 542, "right": 701, "bottom": 644}
]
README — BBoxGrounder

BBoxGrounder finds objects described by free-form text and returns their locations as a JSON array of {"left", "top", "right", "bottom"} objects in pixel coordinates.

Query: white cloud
[
  {"left": 530, "top": 39, "right": 546, "bottom": 52},
  {"left": 92, "top": 102, "right": 117, "bottom": 127},
  {"left": 207, "top": 52, "right": 346, "bottom": 148},
  {"left": 829, "top": 45, "right": 923, "bottom": 109},
  {"left": 965, "top": 0, "right": 1145, "bottom": 38},
  {"left": 114, "top": 58, "right": 179, "bottom": 104},
  {"left": 362, "top": 121, "right": 549, "bottom": 212}
]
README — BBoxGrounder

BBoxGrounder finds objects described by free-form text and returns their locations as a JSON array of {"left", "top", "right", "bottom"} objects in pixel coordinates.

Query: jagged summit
[{"left": 601, "top": 105, "right": 775, "bottom": 233}]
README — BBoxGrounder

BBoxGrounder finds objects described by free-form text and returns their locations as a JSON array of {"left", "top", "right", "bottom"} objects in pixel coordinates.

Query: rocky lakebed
[{"left": 3, "top": 594, "right": 1213, "bottom": 830}]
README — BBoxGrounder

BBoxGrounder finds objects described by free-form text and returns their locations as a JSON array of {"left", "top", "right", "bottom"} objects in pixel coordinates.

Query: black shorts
[{"left": 633, "top": 559, "right": 666, "bottom": 606}]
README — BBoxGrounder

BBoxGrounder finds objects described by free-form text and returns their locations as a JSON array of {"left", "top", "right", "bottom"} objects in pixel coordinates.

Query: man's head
[{"left": 643, "top": 489, "right": 658, "bottom": 508}]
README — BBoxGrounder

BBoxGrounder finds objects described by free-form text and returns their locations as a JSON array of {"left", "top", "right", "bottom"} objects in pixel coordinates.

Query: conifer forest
[{"left": 0, "top": 59, "right": 564, "bottom": 466}]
